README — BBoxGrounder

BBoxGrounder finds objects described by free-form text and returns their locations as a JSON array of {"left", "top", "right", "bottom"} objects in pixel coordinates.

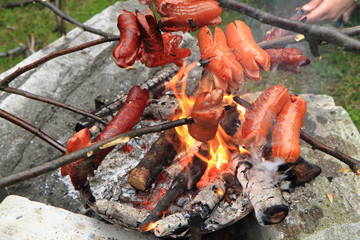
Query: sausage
[
  {"left": 225, "top": 20, "right": 270, "bottom": 81},
  {"left": 94, "top": 85, "right": 149, "bottom": 165},
  {"left": 61, "top": 128, "right": 92, "bottom": 190},
  {"left": 198, "top": 26, "right": 244, "bottom": 91},
  {"left": 156, "top": 0, "right": 222, "bottom": 32},
  {"left": 61, "top": 86, "right": 149, "bottom": 190},
  {"left": 112, "top": 10, "right": 141, "bottom": 68},
  {"left": 188, "top": 89, "right": 225, "bottom": 142},
  {"left": 271, "top": 94, "right": 307, "bottom": 163},
  {"left": 234, "top": 85, "right": 289, "bottom": 150},
  {"left": 266, "top": 48, "right": 310, "bottom": 73},
  {"left": 137, "top": 8, "right": 191, "bottom": 67}
]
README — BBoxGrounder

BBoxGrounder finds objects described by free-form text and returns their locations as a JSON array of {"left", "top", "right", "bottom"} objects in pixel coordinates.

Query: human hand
[{"left": 301, "top": 0, "right": 358, "bottom": 23}]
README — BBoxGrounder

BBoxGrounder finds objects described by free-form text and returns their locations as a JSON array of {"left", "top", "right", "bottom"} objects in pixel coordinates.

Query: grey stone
[{"left": 0, "top": 195, "right": 157, "bottom": 240}]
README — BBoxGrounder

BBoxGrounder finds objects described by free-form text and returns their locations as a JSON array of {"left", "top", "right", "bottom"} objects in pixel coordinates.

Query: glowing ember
[{"left": 216, "top": 188, "right": 225, "bottom": 196}]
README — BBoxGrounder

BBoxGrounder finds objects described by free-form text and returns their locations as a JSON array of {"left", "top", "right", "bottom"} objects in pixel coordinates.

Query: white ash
[
  {"left": 89, "top": 121, "right": 162, "bottom": 201},
  {"left": 153, "top": 212, "right": 190, "bottom": 237}
]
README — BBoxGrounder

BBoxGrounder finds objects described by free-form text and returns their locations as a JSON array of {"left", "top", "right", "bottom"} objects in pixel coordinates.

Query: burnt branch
[
  {"left": 140, "top": 143, "right": 209, "bottom": 231},
  {"left": 33, "top": 0, "right": 110, "bottom": 37},
  {"left": 0, "top": 108, "right": 66, "bottom": 153},
  {"left": 0, "top": 117, "right": 194, "bottom": 188},
  {"left": 233, "top": 96, "right": 360, "bottom": 174},
  {"left": 0, "top": 86, "right": 108, "bottom": 126},
  {"left": 0, "top": 36, "right": 119, "bottom": 86},
  {"left": 220, "top": 0, "right": 360, "bottom": 54}
]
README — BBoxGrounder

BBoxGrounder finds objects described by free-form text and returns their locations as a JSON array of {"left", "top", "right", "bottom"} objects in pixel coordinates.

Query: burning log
[
  {"left": 231, "top": 153, "right": 288, "bottom": 225},
  {"left": 152, "top": 177, "right": 227, "bottom": 237},
  {"left": 128, "top": 128, "right": 182, "bottom": 191},
  {"left": 140, "top": 143, "right": 209, "bottom": 231}
]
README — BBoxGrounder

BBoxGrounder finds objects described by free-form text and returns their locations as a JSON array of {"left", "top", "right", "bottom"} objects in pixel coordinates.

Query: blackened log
[
  {"left": 128, "top": 128, "right": 182, "bottom": 191},
  {"left": 140, "top": 143, "right": 209, "bottom": 231}
]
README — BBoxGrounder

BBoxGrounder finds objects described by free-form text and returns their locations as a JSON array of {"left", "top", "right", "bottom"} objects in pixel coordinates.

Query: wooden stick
[
  {"left": 0, "top": 117, "right": 193, "bottom": 188},
  {"left": 0, "top": 86, "right": 107, "bottom": 125},
  {"left": 0, "top": 108, "right": 66, "bottom": 153},
  {"left": 0, "top": 36, "right": 119, "bottom": 86},
  {"left": 140, "top": 143, "right": 209, "bottom": 231},
  {"left": 33, "top": 0, "right": 110, "bottom": 37},
  {"left": 128, "top": 128, "right": 182, "bottom": 191}
]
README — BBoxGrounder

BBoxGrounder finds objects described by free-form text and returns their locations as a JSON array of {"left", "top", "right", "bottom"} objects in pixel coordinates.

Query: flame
[
  {"left": 144, "top": 222, "right": 157, "bottom": 232},
  {"left": 216, "top": 188, "right": 224, "bottom": 196},
  {"left": 168, "top": 61, "right": 249, "bottom": 185}
]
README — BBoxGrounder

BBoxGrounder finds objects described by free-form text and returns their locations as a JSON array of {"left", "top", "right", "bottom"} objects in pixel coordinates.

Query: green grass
[
  {"left": 0, "top": 0, "right": 359, "bottom": 130},
  {"left": 0, "top": 0, "right": 120, "bottom": 72}
]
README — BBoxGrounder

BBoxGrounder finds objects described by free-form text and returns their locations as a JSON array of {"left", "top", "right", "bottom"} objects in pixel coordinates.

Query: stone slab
[{"left": 0, "top": 195, "right": 157, "bottom": 240}]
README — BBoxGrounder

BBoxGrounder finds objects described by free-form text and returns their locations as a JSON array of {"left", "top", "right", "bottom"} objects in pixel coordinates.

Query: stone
[{"left": 0, "top": 195, "right": 156, "bottom": 240}]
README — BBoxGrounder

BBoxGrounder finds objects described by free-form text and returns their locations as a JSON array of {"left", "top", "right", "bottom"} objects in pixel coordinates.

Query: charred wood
[
  {"left": 290, "top": 156, "right": 322, "bottom": 186},
  {"left": 128, "top": 128, "right": 182, "bottom": 191},
  {"left": 152, "top": 176, "right": 226, "bottom": 237},
  {"left": 140, "top": 143, "right": 209, "bottom": 231}
]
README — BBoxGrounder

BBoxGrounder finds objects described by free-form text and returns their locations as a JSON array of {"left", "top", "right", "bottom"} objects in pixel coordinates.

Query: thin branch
[
  {"left": 220, "top": 0, "right": 360, "bottom": 54},
  {"left": 0, "top": 86, "right": 108, "bottom": 125},
  {"left": 33, "top": 0, "right": 110, "bottom": 37},
  {"left": 54, "top": 0, "right": 66, "bottom": 36},
  {"left": 0, "top": 36, "right": 119, "bottom": 86},
  {"left": 258, "top": 26, "right": 360, "bottom": 50},
  {"left": 0, "top": 108, "right": 66, "bottom": 153},
  {"left": 300, "top": 131, "right": 360, "bottom": 175},
  {"left": 0, "top": 117, "right": 194, "bottom": 188},
  {"left": 232, "top": 96, "right": 360, "bottom": 174},
  {"left": 0, "top": 0, "right": 33, "bottom": 8}
]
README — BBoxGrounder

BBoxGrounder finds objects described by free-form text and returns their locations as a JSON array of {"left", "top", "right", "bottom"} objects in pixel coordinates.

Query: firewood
[
  {"left": 128, "top": 128, "right": 182, "bottom": 191},
  {"left": 140, "top": 143, "right": 209, "bottom": 231},
  {"left": 231, "top": 153, "right": 288, "bottom": 225},
  {"left": 151, "top": 176, "right": 229, "bottom": 237}
]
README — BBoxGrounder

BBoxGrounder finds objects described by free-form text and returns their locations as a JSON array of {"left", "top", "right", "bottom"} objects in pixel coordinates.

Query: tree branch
[
  {"left": 0, "top": 108, "right": 66, "bottom": 153},
  {"left": 0, "top": 86, "right": 108, "bottom": 125},
  {"left": 232, "top": 96, "right": 360, "bottom": 174},
  {"left": 33, "top": 0, "right": 110, "bottom": 37},
  {"left": 0, "top": 117, "right": 194, "bottom": 188},
  {"left": 0, "top": 0, "right": 33, "bottom": 8},
  {"left": 220, "top": 0, "right": 360, "bottom": 54},
  {"left": 300, "top": 131, "right": 360, "bottom": 175},
  {"left": 0, "top": 36, "right": 119, "bottom": 86}
]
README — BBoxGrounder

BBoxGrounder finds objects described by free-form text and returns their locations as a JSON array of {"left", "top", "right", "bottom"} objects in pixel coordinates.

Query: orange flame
[
  {"left": 144, "top": 222, "right": 157, "bottom": 232},
  {"left": 168, "top": 61, "right": 248, "bottom": 184}
]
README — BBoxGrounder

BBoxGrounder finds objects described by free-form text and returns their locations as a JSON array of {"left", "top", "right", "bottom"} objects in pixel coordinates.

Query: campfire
[
  {"left": 74, "top": 60, "right": 321, "bottom": 238},
  {"left": 1, "top": 1, "right": 360, "bottom": 239}
]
